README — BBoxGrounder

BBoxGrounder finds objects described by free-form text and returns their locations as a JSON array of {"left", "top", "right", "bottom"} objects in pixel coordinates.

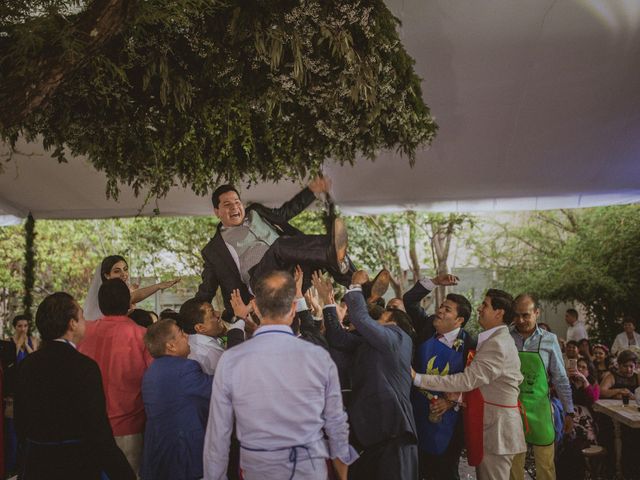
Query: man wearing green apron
[{"left": 509, "top": 294, "right": 574, "bottom": 480}]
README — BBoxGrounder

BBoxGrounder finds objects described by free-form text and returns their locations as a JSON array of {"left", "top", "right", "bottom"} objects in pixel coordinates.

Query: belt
[
  {"left": 485, "top": 400, "right": 530, "bottom": 434},
  {"left": 240, "top": 443, "right": 316, "bottom": 480}
]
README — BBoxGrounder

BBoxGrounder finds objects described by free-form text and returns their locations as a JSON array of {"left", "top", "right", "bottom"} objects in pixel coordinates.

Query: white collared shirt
[
  {"left": 438, "top": 327, "right": 461, "bottom": 349},
  {"left": 477, "top": 324, "right": 506, "bottom": 350},
  {"left": 54, "top": 338, "right": 77, "bottom": 349},
  {"left": 188, "top": 334, "right": 225, "bottom": 375}
]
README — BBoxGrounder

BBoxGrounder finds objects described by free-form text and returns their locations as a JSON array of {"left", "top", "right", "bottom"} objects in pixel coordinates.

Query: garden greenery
[{"left": 1, "top": 0, "right": 437, "bottom": 199}]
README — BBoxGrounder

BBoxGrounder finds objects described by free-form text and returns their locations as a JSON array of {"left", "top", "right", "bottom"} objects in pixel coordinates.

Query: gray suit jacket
[
  {"left": 417, "top": 325, "right": 526, "bottom": 455},
  {"left": 325, "top": 290, "right": 417, "bottom": 448}
]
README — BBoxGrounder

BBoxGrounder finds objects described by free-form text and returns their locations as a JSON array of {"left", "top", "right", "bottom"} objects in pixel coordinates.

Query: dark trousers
[
  {"left": 250, "top": 235, "right": 352, "bottom": 290},
  {"left": 349, "top": 433, "right": 418, "bottom": 480},
  {"left": 418, "top": 419, "right": 464, "bottom": 480},
  {"left": 418, "top": 441, "right": 463, "bottom": 480}
]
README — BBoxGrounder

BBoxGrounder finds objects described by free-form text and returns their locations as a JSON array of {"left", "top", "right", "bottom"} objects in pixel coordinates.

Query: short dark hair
[
  {"left": 12, "top": 314, "right": 31, "bottom": 328},
  {"left": 367, "top": 303, "right": 385, "bottom": 321},
  {"left": 179, "top": 299, "right": 209, "bottom": 334},
  {"left": 144, "top": 319, "right": 178, "bottom": 358},
  {"left": 514, "top": 293, "right": 540, "bottom": 309},
  {"left": 253, "top": 271, "right": 296, "bottom": 319},
  {"left": 577, "top": 358, "right": 596, "bottom": 384},
  {"left": 98, "top": 279, "right": 131, "bottom": 316},
  {"left": 538, "top": 322, "right": 552, "bottom": 333},
  {"left": 35, "top": 292, "right": 79, "bottom": 341},
  {"left": 100, "top": 255, "right": 127, "bottom": 282},
  {"left": 617, "top": 349, "right": 638, "bottom": 366},
  {"left": 486, "top": 289, "right": 515, "bottom": 324},
  {"left": 211, "top": 185, "right": 240, "bottom": 208},
  {"left": 566, "top": 340, "right": 579, "bottom": 348},
  {"left": 388, "top": 309, "right": 416, "bottom": 340},
  {"left": 160, "top": 309, "right": 182, "bottom": 322},
  {"left": 128, "top": 309, "right": 155, "bottom": 328},
  {"left": 566, "top": 308, "right": 578, "bottom": 318},
  {"left": 622, "top": 317, "right": 636, "bottom": 326},
  {"left": 446, "top": 293, "right": 472, "bottom": 326}
]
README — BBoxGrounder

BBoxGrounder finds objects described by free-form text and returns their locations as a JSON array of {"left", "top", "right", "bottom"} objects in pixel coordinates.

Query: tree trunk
[
  {"left": 1, "top": 0, "right": 135, "bottom": 129},
  {"left": 407, "top": 211, "right": 421, "bottom": 283}
]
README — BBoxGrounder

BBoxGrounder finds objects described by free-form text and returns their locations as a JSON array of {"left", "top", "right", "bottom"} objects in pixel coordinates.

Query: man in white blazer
[{"left": 413, "top": 289, "right": 526, "bottom": 480}]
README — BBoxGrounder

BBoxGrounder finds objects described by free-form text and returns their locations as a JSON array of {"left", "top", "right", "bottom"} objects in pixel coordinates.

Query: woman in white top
[
  {"left": 83, "top": 255, "right": 179, "bottom": 320},
  {"left": 611, "top": 317, "right": 640, "bottom": 356}
]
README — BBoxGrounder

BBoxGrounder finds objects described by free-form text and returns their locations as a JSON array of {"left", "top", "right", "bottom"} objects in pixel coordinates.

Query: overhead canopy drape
[{"left": 2, "top": 0, "right": 639, "bottom": 224}]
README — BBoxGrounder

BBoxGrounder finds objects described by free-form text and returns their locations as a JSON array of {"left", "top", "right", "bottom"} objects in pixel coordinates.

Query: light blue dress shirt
[
  {"left": 203, "top": 324, "right": 358, "bottom": 480},
  {"left": 510, "top": 325, "right": 574, "bottom": 414}
]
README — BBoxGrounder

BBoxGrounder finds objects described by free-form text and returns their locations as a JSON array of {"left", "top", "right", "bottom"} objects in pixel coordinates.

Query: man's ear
[
  {"left": 165, "top": 340, "right": 176, "bottom": 354},
  {"left": 250, "top": 299, "right": 261, "bottom": 319},
  {"left": 194, "top": 323, "right": 206, "bottom": 334},
  {"left": 455, "top": 316, "right": 465, "bottom": 328}
]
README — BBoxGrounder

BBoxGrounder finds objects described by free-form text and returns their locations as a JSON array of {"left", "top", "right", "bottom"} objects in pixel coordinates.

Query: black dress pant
[
  {"left": 418, "top": 417, "right": 464, "bottom": 480},
  {"left": 349, "top": 433, "right": 418, "bottom": 480},
  {"left": 250, "top": 235, "right": 352, "bottom": 290}
]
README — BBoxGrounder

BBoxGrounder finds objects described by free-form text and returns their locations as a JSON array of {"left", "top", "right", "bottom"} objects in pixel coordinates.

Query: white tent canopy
[{"left": 2, "top": 0, "right": 640, "bottom": 223}]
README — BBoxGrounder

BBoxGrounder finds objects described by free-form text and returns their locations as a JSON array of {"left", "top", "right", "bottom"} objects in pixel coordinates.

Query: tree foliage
[
  {"left": 0, "top": 0, "right": 437, "bottom": 199},
  {"left": 471, "top": 206, "right": 640, "bottom": 343}
]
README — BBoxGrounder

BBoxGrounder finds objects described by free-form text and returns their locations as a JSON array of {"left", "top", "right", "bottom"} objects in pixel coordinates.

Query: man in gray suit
[
  {"left": 315, "top": 270, "right": 418, "bottom": 480},
  {"left": 413, "top": 289, "right": 526, "bottom": 480}
]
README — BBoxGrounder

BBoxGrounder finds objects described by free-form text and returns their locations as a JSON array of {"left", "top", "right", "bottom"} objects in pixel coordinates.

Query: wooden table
[{"left": 593, "top": 399, "right": 640, "bottom": 478}]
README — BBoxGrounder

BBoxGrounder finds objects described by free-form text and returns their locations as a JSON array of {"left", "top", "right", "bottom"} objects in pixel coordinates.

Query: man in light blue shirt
[
  {"left": 203, "top": 271, "right": 357, "bottom": 480},
  {"left": 509, "top": 293, "right": 574, "bottom": 480}
]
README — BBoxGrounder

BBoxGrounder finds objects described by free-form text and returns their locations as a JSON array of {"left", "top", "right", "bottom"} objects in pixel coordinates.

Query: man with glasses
[{"left": 509, "top": 293, "right": 574, "bottom": 480}]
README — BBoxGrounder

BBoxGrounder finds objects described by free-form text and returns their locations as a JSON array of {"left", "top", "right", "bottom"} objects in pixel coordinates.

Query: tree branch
[{"left": 1, "top": 0, "right": 135, "bottom": 129}]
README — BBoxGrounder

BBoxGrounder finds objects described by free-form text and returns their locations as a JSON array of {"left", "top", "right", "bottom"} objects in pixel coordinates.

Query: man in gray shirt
[{"left": 195, "top": 176, "right": 357, "bottom": 318}]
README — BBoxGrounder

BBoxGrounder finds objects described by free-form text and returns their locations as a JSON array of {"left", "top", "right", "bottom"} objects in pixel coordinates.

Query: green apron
[{"left": 518, "top": 338, "right": 555, "bottom": 446}]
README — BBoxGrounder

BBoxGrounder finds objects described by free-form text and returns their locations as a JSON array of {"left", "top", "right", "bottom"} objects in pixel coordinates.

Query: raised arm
[
  {"left": 403, "top": 274, "right": 459, "bottom": 342},
  {"left": 131, "top": 278, "right": 180, "bottom": 304},
  {"left": 344, "top": 289, "right": 398, "bottom": 352},
  {"left": 312, "top": 271, "right": 360, "bottom": 352}
]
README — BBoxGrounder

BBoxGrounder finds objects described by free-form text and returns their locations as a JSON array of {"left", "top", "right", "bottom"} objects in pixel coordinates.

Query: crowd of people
[{"left": 2, "top": 178, "right": 639, "bottom": 480}]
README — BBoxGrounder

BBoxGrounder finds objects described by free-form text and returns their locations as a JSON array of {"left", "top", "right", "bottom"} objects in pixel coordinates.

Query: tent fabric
[{"left": 1, "top": 0, "right": 640, "bottom": 221}]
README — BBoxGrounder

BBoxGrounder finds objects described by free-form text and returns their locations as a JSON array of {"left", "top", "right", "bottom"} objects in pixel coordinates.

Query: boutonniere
[
  {"left": 465, "top": 349, "right": 476, "bottom": 367},
  {"left": 453, "top": 338, "right": 464, "bottom": 351}
]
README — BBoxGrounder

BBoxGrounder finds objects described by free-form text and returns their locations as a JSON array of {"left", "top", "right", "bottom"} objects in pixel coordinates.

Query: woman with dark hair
[
  {"left": 558, "top": 358, "right": 600, "bottom": 478},
  {"left": 128, "top": 309, "right": 157, "bottom": 329},
  {"left": 600, "top": 350, "right": 640, "bottom": 399},
  {"left": 592, "top": 344, "right": 612, "bottom": 384},
  {"left": 11, "top": 314, "right": 39, "bottom": 362},
  {"left": 577, "top": 338, "right": 592, "bottom": 362},
  {"left": 537, "top": 322, "right": 552, "bottom": 333},
  {"left": 83, "top": 255, "right": 180, "bottom": 321}
]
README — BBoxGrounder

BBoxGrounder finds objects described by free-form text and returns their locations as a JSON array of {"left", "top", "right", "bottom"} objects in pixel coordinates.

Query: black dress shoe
[
  {"left": 368, "top": 269, "right": 391, "bottom": 303},
  {"left": 329, "top": 218, "right": 349, "bottom": 273}
]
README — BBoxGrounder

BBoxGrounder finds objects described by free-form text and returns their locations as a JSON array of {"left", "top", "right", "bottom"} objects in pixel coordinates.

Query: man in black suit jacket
[
  {"left": 14, "top": 292, "right": 134, "bottom": 480},
  {"left": 195, "top": 177, "right": 353, "bottom": 318},
  {"left": 403, "top": 275, "right": 477, "bottom": 480},
  {"left": 315, "top": 270, "right": 418, "bottom": 480}
]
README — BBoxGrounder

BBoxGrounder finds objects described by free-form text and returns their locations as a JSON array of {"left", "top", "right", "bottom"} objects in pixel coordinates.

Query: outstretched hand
[
  {"left": 351, "top": 270, "right": 369, "bottom": 286},
  {"left": 308, "top": 175, "right": 332, "bottom": 194},
  {"left": 159, "top": 278, "right": 181, "bottom": 290},
  {"left": 311, "top": 271, "right": 334, "bottom": 306},
  {"left": 230, "top": 289, "right": 251, "bottom": 319},
  {"left": 305, "top": 287, "right": 323, "bottom": 317},
  {"left": 431, "top": 274, "right": 459, "bottom": 287},
  {"left": 293, "top": 265, "right": 304, "bottom": 299}
]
